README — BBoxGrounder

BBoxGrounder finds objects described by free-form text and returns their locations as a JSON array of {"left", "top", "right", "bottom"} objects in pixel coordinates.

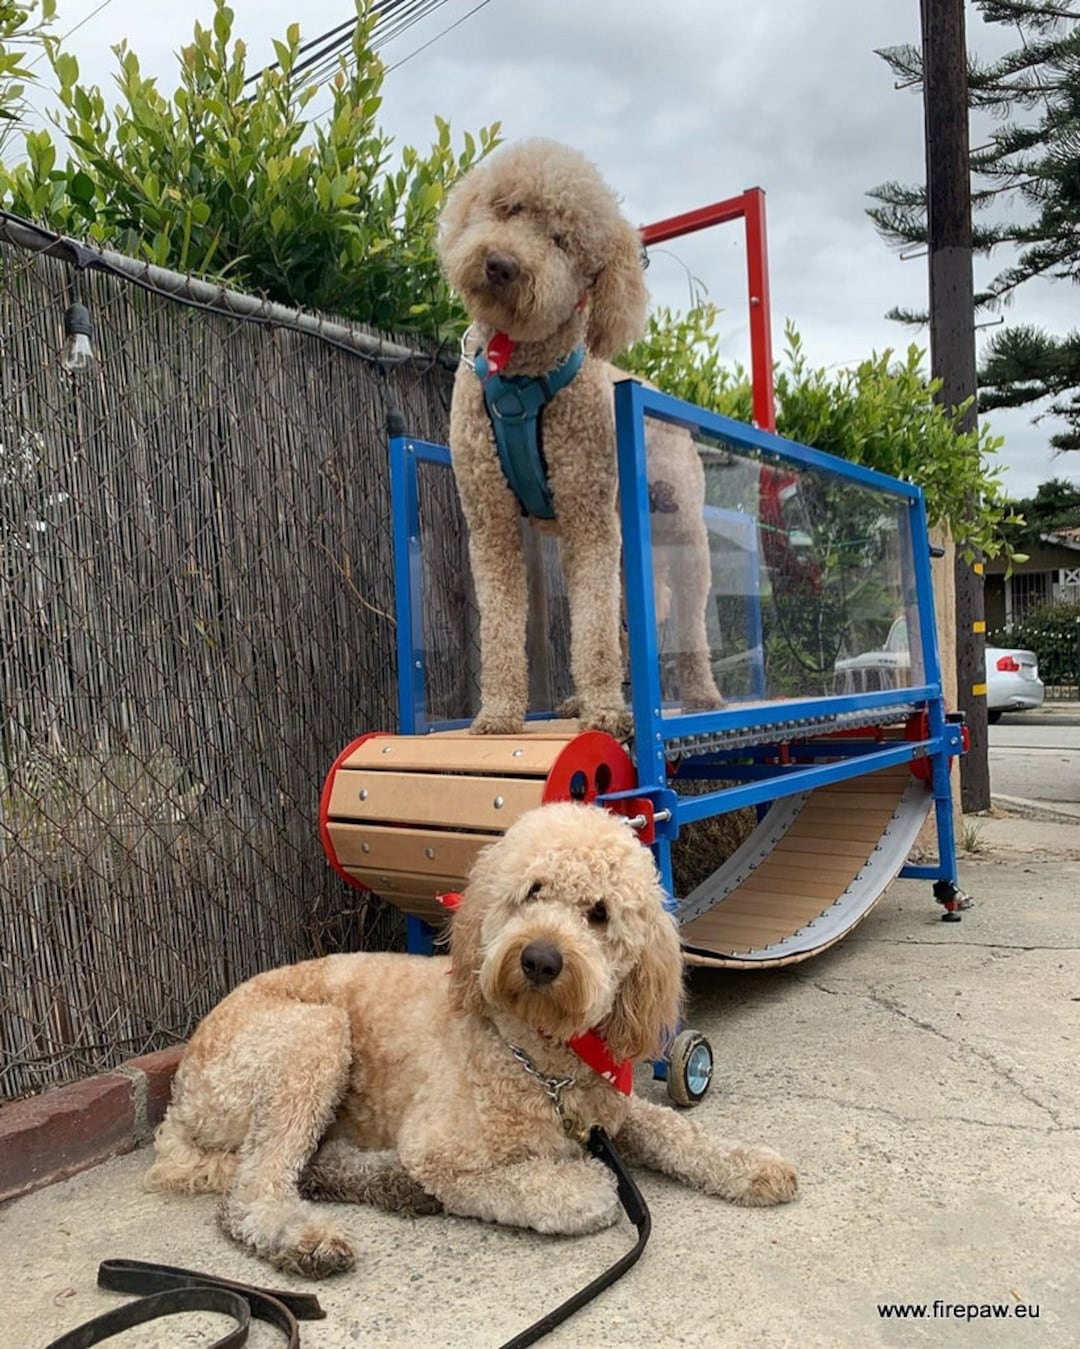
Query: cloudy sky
[{"left": 40, "top": 0, "right": 1080, "bottom": 498}]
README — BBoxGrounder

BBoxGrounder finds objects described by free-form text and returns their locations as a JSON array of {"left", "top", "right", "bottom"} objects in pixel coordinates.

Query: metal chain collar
[{"left": 505, "top": 1041, "right": 590, "bottom": 1143}]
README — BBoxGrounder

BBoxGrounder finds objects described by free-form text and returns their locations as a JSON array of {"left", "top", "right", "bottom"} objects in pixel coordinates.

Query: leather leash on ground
[
  {"left": 42, "top": 1134, "right": 645, "bottom": 1349},
  {"left": 499, "top": 1125, "right": 652, "bottom": 1349},
  {"left": 43, "top": 1257, "right": 326, "bottom": 1348}
]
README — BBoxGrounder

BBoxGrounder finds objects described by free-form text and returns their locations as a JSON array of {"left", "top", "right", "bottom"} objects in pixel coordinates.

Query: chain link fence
[{"left": 0, "top": 218, "right": 470, "bottom": 1101}]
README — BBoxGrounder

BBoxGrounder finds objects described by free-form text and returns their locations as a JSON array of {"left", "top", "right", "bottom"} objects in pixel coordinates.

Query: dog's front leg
[
  {"left": 556, "top": 502, "right": 629, "bottom": 739},
  {"left": 466, "top": 504, "right": 529, "bottom": 735},
  {"left": 616, "top": 1096, "right": 798, "bottom": 1207},
  {"left": 419, "top": 1156, "right": 622, "bottom": 1235}
]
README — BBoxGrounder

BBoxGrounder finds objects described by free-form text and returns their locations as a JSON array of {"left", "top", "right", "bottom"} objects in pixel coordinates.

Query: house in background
[{"left": 985, "top": 526, "right": 1080, "bottom": 632}]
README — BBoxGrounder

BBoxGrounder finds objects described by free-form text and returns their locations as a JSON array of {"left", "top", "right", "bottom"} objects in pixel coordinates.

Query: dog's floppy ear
[
  {"left": 446, "top": 843, "right": 498, "bottom": 1015},
  {"left": 586, "top": 217, "right": 648, "bottom": 360},
  {"left": 602, "top": 901, "right": 684, "bottom": 1062},
  {"left": 437, "top": 165, "right": 483, "bottom": 263}
]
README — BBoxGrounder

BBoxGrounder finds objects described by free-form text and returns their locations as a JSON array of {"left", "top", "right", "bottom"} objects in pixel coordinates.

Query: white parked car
[{"left": 986, "top": 644, "right": 1044, "bottom": 723}]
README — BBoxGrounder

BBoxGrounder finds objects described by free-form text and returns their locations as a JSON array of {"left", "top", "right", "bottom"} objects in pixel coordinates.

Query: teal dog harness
[{"left": 471, "top": 338, "right": 586, "bottom": 521}]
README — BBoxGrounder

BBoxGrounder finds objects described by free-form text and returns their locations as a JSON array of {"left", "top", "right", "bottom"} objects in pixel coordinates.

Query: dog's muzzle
[{"left": 520, "top": 940, "right": 563, "bottom": 986}]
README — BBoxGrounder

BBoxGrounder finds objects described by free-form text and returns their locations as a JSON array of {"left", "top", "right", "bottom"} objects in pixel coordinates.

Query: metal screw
[
  {"left": 493, "top": 795, "right": 505, "bottom": 809},
  {"left": 381, "top": 745, "right": 393, "bottom": 754},
  {"left": 424, "top": 846, "right": 436, "bottom": 859},
  {"left": 359, "top": 789, "right": 368, "bottom": 801},
  {"left": 512, "top": 748, "right": 523, "bottom": 757},
  {"left": 361, "top": 842, "right": 370, "bottom": 853},
  {"left": 414, "top": 660, "right": 422, "bottom": 670}
]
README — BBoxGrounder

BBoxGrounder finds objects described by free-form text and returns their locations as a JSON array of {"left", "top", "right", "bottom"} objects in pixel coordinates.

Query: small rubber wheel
[{"left": 666, "top": 1030, "right": 714, "bottom": 1106}]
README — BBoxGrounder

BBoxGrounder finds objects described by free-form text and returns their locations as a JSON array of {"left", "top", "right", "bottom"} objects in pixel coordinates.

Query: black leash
[
  {"left": 43, "top": 1132, "right": 646, "bottom": 1349},
  {"left": 43, "top": 1258, "right": 325, "bottom": 1348},
  {"left": 500, "top": 1125, "right": 651, "bottom": 1349}
]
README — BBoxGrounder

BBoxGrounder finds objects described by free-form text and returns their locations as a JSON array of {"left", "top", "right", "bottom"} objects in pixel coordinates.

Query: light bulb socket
[{"left": 64, "top": 303, "right": 93, "bottom": 340}]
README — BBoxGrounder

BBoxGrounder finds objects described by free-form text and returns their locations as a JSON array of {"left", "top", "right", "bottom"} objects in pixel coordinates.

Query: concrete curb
[
  {"left": 992, "top": 794, "right": 1080, "bottom": 825},
  {"left": 0, "top": 1046, "right": 183, "bottom": 1203}
]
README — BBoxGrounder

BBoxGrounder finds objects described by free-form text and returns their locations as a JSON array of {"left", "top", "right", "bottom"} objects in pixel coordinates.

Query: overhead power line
[{"left": 244, "top": 0, "right": 459, "bottom": 90}]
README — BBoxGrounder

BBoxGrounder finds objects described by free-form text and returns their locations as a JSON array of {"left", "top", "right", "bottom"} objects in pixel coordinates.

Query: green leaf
[{"left": 68, "top": 169, "right": 96, "bottom": 204}]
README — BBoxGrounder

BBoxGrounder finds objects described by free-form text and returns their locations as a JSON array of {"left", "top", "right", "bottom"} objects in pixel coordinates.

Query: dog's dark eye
[
  {"left": 587, "top": 901, "right": 609, "bottom": 925},
  {"left": 526, "top": 881, "right": 543, "bottom": 900},
  {"left": 507, "top": 202, "right": 525, "bottom": 217},
  {"left": 551, "top": 232, "right": 568, "bottom": 250}
]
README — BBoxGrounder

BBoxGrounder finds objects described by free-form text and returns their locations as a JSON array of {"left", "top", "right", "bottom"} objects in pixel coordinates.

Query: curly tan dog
[
  {"left": 145, "top": 804, "right": 796, "bottom": 1277},
  {"left": 438, "top": 139, "right": 724, "bottom": 738}
]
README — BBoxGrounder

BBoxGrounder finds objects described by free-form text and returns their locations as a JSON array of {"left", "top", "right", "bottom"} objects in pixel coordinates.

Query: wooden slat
[
  {"left": 700, "top": 892, "right": 845, "bottom": 919},
  {"left": 326, "top": 769, "right": 543, "bottom": 830},
  {"left": 345, "top": 867, "right": 455, "bottom": 900},
  {"left": 733, "top": 875, "right": 859, "bottom": 903},
  {"left": 771, "top": 836, "right": 877, "bottom": 859},
  {"left": 326, "top": 822, "right": 486, "bottom": 878},
  {"left": 746, "top": 858, "right": 862, "bottom": 886},
  {"left": 781, "top": 820, "right": 891, "bottom": 843},
  {"left": 685, "top": 909, "right": 808, "bottom": 945},
  {"left": 343, "top": 871, "right": 449, "bottom": 924},
  {"left": 342, "top": 735, "right": 564, "bottom": 776}
]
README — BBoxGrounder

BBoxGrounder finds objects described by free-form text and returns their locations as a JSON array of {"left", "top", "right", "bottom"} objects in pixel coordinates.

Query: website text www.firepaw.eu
[{"left": 877, "top": 1300, "right": 1040, "bottom": 1321}]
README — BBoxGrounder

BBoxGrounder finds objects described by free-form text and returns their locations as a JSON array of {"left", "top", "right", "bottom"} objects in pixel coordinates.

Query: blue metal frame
[
  {"left": 611, "top": 379, "right": 961, "bottom": 893},
  {"left": 387, "top": 386, "right": 963, "bottom": 952}
]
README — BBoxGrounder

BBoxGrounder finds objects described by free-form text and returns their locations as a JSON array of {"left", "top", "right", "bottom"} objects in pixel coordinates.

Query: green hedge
[{"left": 992, "top": 600, "right": 1080, "bottom": 689}]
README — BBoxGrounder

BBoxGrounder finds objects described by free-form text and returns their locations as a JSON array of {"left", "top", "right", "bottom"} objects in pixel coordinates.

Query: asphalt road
[{"left": 989, "top": 713, "right": 1080, "bottom": 805}]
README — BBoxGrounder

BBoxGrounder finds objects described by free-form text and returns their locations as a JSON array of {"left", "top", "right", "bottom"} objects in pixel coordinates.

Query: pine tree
[{"left": 868, "top": 1, "right": 1080, "bottom": 450}]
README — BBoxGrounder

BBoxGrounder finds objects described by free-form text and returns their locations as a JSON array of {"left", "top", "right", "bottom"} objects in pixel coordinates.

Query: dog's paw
[
  {"left": 273, "top": 1222, "right": 357, "bottom": 1279},
  {"left": 681, "top": 691, "right": 726, "bottom": 713},
  {"left": 724, "top": 1147, "right": 799, "bottom": 1207},
  {"left": 531, "top": 1170, "right": 621, "bottom": 1236},
  {"left": 577, "top": 703, "right": 633, "bottom": 741},
  {"left": 221, "top": 1196, "right": 357, "bottom": 1279},
  {"left": 555, "top": 694, "right": 582, "bottom": 719},
  {"left": 470, "top": 708, "right": 524, "bottom": 735}
]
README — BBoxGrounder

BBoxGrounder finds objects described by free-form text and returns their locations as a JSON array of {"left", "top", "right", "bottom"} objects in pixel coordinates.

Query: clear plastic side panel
[{"left": 644, "top": 417, "right": 925, "bottom": 711}]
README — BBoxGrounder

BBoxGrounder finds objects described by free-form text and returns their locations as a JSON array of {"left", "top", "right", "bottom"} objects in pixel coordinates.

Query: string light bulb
[{"left": 62, "top": 302, "right": 95, "bottom": 373}]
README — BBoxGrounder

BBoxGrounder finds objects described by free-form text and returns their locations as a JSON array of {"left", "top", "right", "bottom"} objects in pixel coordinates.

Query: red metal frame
[{"left": 641, "top": 188, "right": 775, "bottom": 433}]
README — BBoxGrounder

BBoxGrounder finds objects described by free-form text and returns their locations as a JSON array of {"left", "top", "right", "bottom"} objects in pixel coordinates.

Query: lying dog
[
  {"left": 145, "top": 804, "right": 796, "bottom": 1277},
  {"left": 438, "top": 138, "right": 724, "bottom": 738}
]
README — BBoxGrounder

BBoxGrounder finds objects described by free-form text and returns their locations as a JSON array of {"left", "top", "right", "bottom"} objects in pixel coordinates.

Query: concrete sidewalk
[{"left": 3, "top": 819, "right": 1078, "bottom": 1348}]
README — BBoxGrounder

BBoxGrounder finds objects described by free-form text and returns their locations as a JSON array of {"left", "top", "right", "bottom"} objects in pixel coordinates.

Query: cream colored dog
[
  {"left": 438, "top": 138, "right": 724, "bottom": 738},
  {"left": 146, "top": 804, "right": 796, "bottom": 1277}
]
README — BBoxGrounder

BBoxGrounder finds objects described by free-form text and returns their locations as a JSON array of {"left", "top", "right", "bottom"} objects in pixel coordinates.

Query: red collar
[
  {"left": 566, "top": 1028, "right": 634, "bottom": 1095},
  {"left": 478, "top": 293, "right": 590, "bottom": 379},
  {"left": 483, "top": 331, "right": 516, "bottom": 376}
]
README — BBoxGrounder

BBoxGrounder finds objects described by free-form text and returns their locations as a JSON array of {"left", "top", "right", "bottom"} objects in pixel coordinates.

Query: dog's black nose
[
  {"left": 484, "top": 251, "right": 520, "bottom": 286},
  {"left": 520, "top": 941, "right": 563, "bottom": 986}
]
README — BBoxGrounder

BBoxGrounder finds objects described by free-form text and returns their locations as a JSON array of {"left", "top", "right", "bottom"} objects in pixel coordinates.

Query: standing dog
[
  {"left": 146, "top": 804, "right": 797, "bottom": 1277},
  {"left": 438, "top": 139, "right": 724, "bottom": 737}
]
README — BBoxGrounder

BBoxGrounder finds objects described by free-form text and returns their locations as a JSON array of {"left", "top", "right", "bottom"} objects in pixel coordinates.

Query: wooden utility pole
[{"left": 921, "top": 0, "right": 990, "bottom": 811}]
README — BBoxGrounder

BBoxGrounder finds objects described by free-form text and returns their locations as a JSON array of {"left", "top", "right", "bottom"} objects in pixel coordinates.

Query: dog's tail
[{"left": 143, "top": 1113, "right": 237, "bottom": 1195}]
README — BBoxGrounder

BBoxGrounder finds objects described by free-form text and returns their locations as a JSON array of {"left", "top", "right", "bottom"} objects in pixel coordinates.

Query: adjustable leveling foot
[{"left": 933, "top": 879, "right": 974, "bottom": 923}]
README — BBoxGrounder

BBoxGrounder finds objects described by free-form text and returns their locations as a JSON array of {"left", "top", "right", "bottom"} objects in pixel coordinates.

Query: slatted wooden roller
[{"left": 319, "top": 722, "right": 636, "bottom": 923}]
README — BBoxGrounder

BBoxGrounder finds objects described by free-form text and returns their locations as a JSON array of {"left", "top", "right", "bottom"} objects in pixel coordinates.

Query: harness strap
[{"left": 474, "top": 343, "right": 586, "bottom": 521}]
